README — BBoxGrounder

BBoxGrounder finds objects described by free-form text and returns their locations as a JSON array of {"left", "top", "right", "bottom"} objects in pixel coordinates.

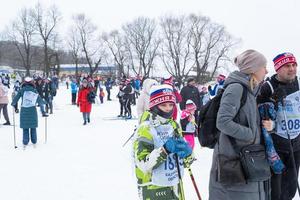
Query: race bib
[
  {"left": 150, "top": 124, "right": 184, "bottom": 186},
  {"left": 186, "top": 122, "right": 196, "bottom": 133},
  {"left": 276, "top": 90, "right": 300, "bottom": 139},
  {"left": 152, "top": 153, "right": 184, "bottom": 187},
  {"left": 22, "top": 91, "right": 38, "bottom": 108}
]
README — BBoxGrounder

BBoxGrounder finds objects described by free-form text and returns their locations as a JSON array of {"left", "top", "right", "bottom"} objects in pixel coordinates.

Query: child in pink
[{"left": 180, "top": 100, "right": 197, "bottom": 149}]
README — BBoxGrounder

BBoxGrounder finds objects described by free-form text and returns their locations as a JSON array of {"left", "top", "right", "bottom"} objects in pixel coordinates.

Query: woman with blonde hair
[{"left": 209, "top": 49, "right": 273, "bottom": 200}]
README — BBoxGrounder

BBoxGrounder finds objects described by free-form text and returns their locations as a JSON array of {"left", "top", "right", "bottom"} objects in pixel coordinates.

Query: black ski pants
[
  {"left": 271, "top": 150, "right": 300, "bottom": 200},
  {"left": 124, "top": 98, "right": 131, "bottom": 116},
  {"left": 71, "top": 93, "right": 77, "bottom": 104}
]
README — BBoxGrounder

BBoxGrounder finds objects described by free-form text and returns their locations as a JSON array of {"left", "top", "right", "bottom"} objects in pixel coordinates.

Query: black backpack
[
  {"left": 198, "top": 83, "right": 248, "bottom": 149},
  {"left": 87, "top": 90, "right": 96, "bottom": 104}
]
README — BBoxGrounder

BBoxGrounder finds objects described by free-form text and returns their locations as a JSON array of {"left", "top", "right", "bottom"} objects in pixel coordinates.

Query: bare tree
[
  {"left": 189, "top": 14, "right": 238, "bottom": 83},
  {"left": 102, "top": 30, "right": 127, "bottom": 78},
  {"left": 4, "top": 8, "right": 36, "bottom": 76},
  {"left": 123, "top": 17, "right": 160, "bottom": 78},
  {"left": 32, "top": 3, "right": 61, "bottom": 76},
  {"left": 48, "top": 33, "right": 63, "bottom": 75},
  {"left": 67, "top": 26, "right": 81, "bottom": 77},
  {"left": 160, "top": 15, "right": 193, "bottom": 85},
  {"left": 73, "top": 13, "right": 105, "bottom": 76}
]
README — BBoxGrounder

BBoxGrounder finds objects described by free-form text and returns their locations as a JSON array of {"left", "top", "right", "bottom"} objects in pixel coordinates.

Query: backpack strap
[{"left": 266, "top": 81, "right": 274, "bottom": 95}]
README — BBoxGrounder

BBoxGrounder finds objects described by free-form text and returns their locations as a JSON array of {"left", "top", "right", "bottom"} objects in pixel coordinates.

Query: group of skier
[
  {"left": 1, "top": 50, "right": 300, "bottom": 200},
  {"left": 132, "top": 51, "right": 300, "bottom": 200}
]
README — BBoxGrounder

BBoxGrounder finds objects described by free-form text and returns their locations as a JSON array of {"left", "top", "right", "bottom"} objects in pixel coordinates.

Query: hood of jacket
[
  {"left": 142, "top": 79, "right": 158, "bottom": 95},
  {"left": 224, "top": 71, "right": 261, "bottom": 96}
]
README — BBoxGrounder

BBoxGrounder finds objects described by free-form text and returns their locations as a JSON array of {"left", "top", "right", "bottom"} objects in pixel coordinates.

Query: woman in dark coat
[{"left": 11, "top": 77, "right": 47, "bottom": 149}]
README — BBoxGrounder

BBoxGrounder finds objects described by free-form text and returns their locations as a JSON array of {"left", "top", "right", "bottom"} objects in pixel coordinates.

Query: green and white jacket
[{"left": 134, "top": 111, "right": 185, "bottom": 198}]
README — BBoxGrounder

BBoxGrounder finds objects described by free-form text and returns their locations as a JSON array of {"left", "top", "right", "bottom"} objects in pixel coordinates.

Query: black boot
[
  {"left": 3, "top": 121, "right": 11, "bottom": 125},
  {"left": 83, "top": 121, "right": 87, "bottom": 125},
  {"left": 87, "top": 118, "right": 90, "bottom": 123}
]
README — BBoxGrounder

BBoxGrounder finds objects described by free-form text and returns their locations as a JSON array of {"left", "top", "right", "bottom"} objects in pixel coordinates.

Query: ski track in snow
[{"left": 1, "top": 84, "right": 298, "bottom": 200}]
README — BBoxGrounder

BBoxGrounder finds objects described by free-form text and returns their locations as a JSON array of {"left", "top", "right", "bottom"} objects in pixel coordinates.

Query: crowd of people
[
  {"left": 1, "top": 50, "right": 300, "bottom": 200},
  {"left": 132, "top": 50, "right": 300, "bottom": 200}
]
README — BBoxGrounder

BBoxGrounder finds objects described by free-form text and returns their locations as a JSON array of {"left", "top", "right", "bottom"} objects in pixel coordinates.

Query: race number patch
[
  {"left": 276, "top": 91, "right": 300, "bottom": 139},
  {"left": 22, "top": 91, "right": 38, "bottom": 108}
]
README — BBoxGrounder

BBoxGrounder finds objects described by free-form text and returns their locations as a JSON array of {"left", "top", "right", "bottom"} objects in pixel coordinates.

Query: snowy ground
[
  {"left": 0, "top": 84, "right": 213, "bottom": 200},
  {"left": 1, "top": 84, "right": 299, "bottom": 200}
]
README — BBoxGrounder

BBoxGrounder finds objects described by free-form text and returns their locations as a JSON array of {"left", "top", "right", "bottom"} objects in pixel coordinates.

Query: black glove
[
  {"left": 15, "top": 108, "right": 19, "bottom": 113},
  {"left": 208, "top": 85, "right": 212, "bottom": 91}
]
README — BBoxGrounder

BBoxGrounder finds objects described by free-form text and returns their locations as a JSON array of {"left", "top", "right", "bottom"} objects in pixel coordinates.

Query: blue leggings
[{"left": 23, "top": 128, "right": 37, "bottom": 145}]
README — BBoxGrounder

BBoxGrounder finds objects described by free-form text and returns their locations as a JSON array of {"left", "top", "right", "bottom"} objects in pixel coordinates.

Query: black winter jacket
[{"left": 257, "top": 74, "right": 300, "bottom": 152}]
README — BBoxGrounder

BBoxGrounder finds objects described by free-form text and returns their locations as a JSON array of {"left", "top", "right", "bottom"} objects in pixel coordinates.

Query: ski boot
[{"left": 3, "top": 121, "right": 11, "bottom": 125}]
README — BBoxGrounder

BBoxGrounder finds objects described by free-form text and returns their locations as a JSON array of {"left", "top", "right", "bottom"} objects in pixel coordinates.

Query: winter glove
[
  {"left": 15, "top": 108, "right": 19, "bottom": 113},
  {"left": 208, "top": 85, "right": 212, "bottom": 91},
  {"left": 163, "top": 137, "right": 192, "bottom": 159},
  {"left": 175, "top": 139, "right": 193, "bottom": 159},
  {"left": 164, "top": 137, "right": 177, "bottom": 154},
  {"left": 77, "top": 103, "right": 80, "bottom": 107}
]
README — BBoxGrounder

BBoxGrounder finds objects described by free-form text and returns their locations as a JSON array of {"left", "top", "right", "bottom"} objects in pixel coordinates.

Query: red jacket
[{"left": 77, "top": 87, "right": 92, "bottom": 113}]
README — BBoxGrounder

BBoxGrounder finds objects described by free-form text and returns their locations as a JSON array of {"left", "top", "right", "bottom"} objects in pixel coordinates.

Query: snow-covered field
[
  {"left": 2, "top": 84, "right": 300, "bottom": 200},
  {"left": 0, "top": 84, "right": 213, "bottom": 200}
]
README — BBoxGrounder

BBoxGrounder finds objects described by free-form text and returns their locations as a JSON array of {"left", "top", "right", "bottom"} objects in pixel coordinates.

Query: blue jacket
[
  {"left": 105, "top": 80, "right": 112, "bottom": 90},
  {"left": 11, "top": 84, "right": 45, "bottom": 129},
  {"left": 135, "top": 79, "right": 141, "bottom": 90},
  {"left": 71, "top": 82, "right": 78, "bottom": 93}
]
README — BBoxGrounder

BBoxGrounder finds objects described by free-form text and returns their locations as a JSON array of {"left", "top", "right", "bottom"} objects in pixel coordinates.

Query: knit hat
[
  {"left": 24, "top": 77, "right": 33, "bottom": 82},
  {"left": 217, "top": 74, "right": 226, "bottom": 81},
  {"left": 125, "top": 78, "right": 131, "bottom": 85},
  {"left": 149, "top": 84, "right": 176, "bottom": 109},
  {"left": 234, "top": 49, "right": 267, "bottom": 74},
  {"left": 187, "top": 77, "right": 195, "bottom": 84},
  {"left": 162, "top": 75, "right": 174, "bottom": 86},
  {"left": 273, "top": 52, "right": 297, "bottom": 72},
  {"left": 185, "top": 99, "right": 196, "bottom": 111}
]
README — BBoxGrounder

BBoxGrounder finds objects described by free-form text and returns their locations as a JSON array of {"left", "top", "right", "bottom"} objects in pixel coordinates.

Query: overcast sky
[{"left": 0, "top": 0, "right": 299, "bottom": 74}]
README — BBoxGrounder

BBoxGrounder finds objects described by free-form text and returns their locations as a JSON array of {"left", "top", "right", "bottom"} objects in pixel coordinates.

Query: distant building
[
  {"left": 59, "top": 64, "right": 117, "bottom": 76},
  {"left": 0, "top": 66, "right": 14, "bottom": 74}
]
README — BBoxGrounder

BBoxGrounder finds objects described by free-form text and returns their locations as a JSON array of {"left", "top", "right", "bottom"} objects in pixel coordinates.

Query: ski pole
[
  {"left": 12, "top": 106, "right": 17, "bottom": 149},
  {"left": 175, "top": 154, "right": 185, "bottom": 200},
  {"left": 281, "top": 100, "right": 300, "bottom": 197},
  {"left": 187, "top": 167, "right": 202, "bottom": 200},
  {"left": 45, "top": 117, "right": 47, "bottom": 144},
  {"left": 122, "top": 126, "right": 137, "bottom": 147}
]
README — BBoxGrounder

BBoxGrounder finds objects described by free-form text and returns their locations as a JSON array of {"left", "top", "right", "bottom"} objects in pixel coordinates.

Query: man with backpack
[{"left": 257, "top": 52, "right": 300, "bottom": 200}]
